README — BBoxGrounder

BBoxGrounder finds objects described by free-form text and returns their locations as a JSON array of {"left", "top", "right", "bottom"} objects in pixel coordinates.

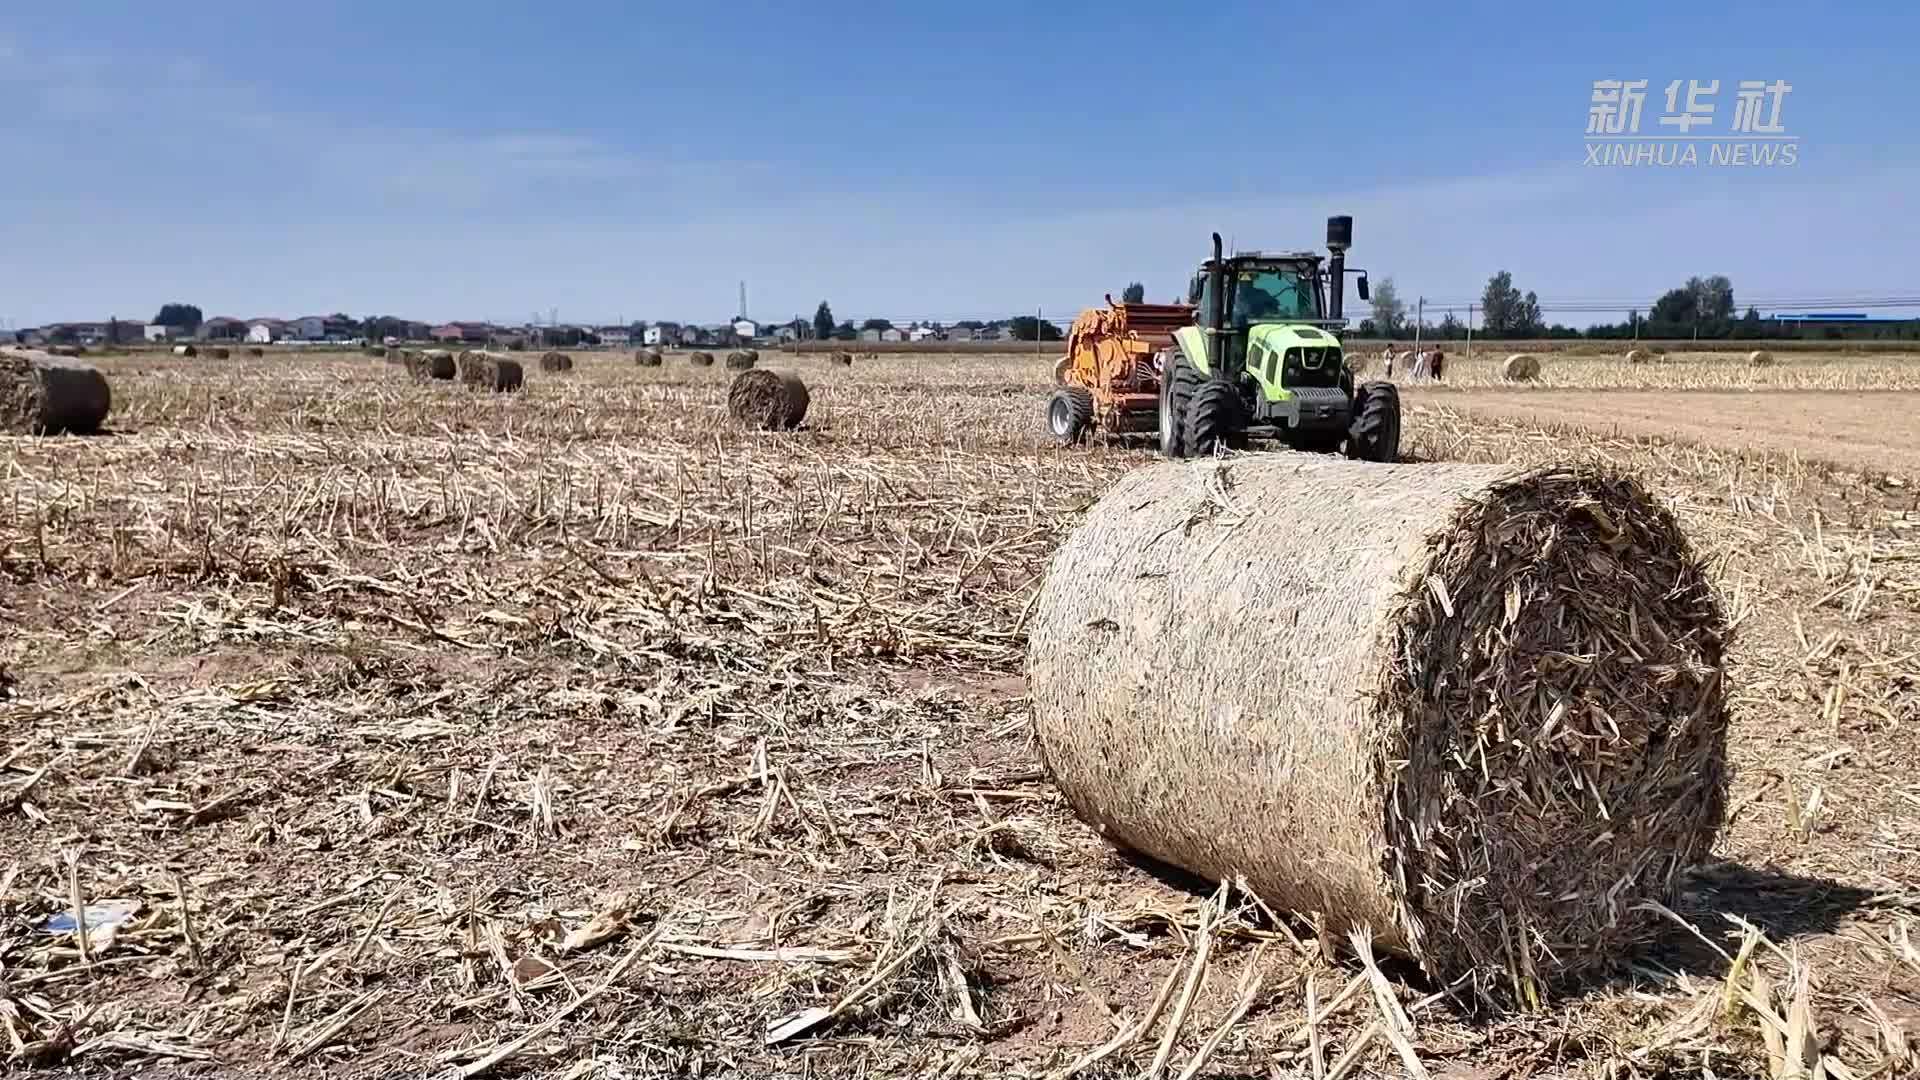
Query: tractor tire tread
[{"left": 1347, "top": 380, "right": 1402, "bottom": 463}]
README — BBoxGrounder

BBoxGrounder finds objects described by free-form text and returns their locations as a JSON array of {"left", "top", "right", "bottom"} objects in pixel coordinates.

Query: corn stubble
[{"left": 0, "top": 348, "right": 1913, "bottom": 1079}]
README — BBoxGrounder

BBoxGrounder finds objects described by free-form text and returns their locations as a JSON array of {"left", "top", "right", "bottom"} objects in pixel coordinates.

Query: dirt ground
[
  {"left": 1414, "top": 388, "right": 1920, "bottom": 477},
  {"left": 2, "top": 349, "right": 1917, "bottom": 1079}
]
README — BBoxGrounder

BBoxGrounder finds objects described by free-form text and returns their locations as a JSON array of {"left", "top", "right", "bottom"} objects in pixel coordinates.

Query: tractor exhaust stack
[
  {"left": 1326, "top": 215, "right": 1352, "bottom": 323},
  {"left": 1209, "top": 232, "right": 1230, "bottom": 383}
]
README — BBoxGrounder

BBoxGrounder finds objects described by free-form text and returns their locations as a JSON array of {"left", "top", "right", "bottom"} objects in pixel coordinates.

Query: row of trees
[{"left": 1362, "top": 272, "right": 1785, "bottom": 340}]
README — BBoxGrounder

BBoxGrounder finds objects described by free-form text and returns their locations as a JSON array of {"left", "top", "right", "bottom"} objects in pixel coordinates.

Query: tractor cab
[{"left": 1187, "top": 255, "right": 1326, "bottom": 330}]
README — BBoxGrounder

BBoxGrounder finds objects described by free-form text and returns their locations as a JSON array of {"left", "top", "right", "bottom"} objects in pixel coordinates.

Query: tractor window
[{"left": 1231, "top": 269, "right": 1316, "bottom": 325}]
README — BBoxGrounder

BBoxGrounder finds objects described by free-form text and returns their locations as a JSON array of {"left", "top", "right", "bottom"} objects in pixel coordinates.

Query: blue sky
[{"left": 3, "top": 2, "right": 1916, "bottom": 327}]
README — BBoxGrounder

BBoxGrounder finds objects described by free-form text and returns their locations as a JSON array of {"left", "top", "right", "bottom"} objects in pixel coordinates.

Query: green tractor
[{"left": 1158, "top": 215, "right": 1400, "bottom": 461}]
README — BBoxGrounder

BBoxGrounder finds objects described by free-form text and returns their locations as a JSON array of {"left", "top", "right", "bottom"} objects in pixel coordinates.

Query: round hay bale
[
  {"left": 830, "top": 351, "right": 853, "bottom": 367},
  {"left": 171, "top": 344, "right": 197, "bottom": 358},
  {"left": 539, "top": 350, "right": 574, "bottom": 373},
  {"left": 210, "top": 346, "right": 231, "bottom": 360},
  {"left": 406, "top": 349, "right": 456, "bottom": 380},
  {"left": 1625, "top": 348, "right": 1652, "bottom": 364},
  {"left": 726, "top": 369, "right": 810, "bottom": 430},
  {"left": 1502, "top": 353, "right": 1542, "bottom": 381},
  {"left": 633, "top": 349, "right": 663, "bottom": 368},
  {"left": 1027, "top": 457, "right": 1727, "bottom": 991},
  {"left": 455, "top": 350, "right": 524, "bottom": 392},
  {"left": 247, "top": 346, "right": 265, "bottom": 358},
  {"left": 688, "top": 351, "right": 715, "bottom": 368},
  {"left": 0, "top": 352, "right": 112, "bottom": 435},
  {"left": 1748, "top": 349, "right": 1775, "bottom": 367},
  {"left": 725, "top": 349, "right": 759, "bottom": 370}
]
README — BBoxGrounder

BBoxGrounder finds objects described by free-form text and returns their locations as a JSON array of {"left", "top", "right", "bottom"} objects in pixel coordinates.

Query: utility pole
[
  {"left": 1413, "top": 296, "right": 1425, "bottom": 374},
  {"left": 1466, "top": 302, "right": 1474, "bottom": 362}
]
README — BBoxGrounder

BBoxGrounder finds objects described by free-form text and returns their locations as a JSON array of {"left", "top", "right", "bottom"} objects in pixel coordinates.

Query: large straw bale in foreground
[
  {"left": 456, "top": 350, "right": 524, "bottom": 392},
  {"left": 0, "top": 352, "right": 112, "bottom": 434},
  {"left": 727, "top": 370, "right": 810, "bottom": 430},
  {"left": 1027, "top": 456, "right": 1727, "bottom": 993},
  {"left": 1503, "top": 353, "right": 1542, "bottom": 381}
]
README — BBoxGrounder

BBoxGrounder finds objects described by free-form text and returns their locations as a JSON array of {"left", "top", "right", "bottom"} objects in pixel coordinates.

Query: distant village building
[
  {"left": 880, "top": 328, "right": 906, "bottom": 343},
  {"left": 598, "top": 326, "right": 632, "bottom": 346}
]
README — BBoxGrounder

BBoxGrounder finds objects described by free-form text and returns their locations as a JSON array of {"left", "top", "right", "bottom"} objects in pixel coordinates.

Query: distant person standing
[
  {"left": 1382, "top": 344, "right": 1396, "bottom": 378},
  {"left": 1429, "top": 348, "right": 1445, "bottom": 382}
]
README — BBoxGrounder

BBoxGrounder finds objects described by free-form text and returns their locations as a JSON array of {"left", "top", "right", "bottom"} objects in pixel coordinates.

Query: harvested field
[
  {"left": 1416, "top": 389, "right": 1920, "bottom": 477},
  {"left": 1, "top": 348, "right": 1917, "bottom": 1079}
]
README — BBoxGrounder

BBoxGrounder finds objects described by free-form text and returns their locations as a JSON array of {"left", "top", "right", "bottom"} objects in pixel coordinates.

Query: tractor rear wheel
[
  {"left": 1183, "top": 380, "right": 1248, "bottom": 456},
  {"left": 1158, "top": 348, "right": 1202, "bottom": 458},
  {"left": 1346, "top": 381, "right": 1401, "bottom": 462},
  {"left": 1046, "top": 387, "right": 1095, "bottom": 445}
]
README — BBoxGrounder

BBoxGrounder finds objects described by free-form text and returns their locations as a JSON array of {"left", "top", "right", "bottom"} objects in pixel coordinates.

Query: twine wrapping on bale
[
  {"left": 634, "top": 349, "right": 664, "bottom": 368},
  {"left": 456, "top": 350, "right": 524, "bottom": 392},
  {"left": 1748, "top": 349, "right": 1775, "bottom": 367},
  {"left": 688, "top": 351, "right": 715, "bottom": 368},
  {"left": 1026, "top": 456, "right": 1727, "bottom": 997},
  {"left": 0, "top": 351, "right": 112, "bottom": 435},
  {"left": 539, "top": 350, "right": 574, "bottom": 373},
  {"left": 406, "top": 350, "right": 456, "bottom": 380},
  {"left": 1503, "top": 353, "right": 1542, "bottom": 381},
  {"left": 726, "top": 369, "right": 810, "bottom": 430},
  {"left": 725, "top": 349, "right": 759, "bottom": 370},
  {"left": 172, "top": 344, "right": 197, "bottom": 358}
]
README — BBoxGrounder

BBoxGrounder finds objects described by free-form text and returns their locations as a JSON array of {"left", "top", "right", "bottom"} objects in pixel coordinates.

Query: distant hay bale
[
  {"left": 247, "top": 346, "right": 264, "bottom": 358},
  {"left": 172, "top": 344, "right": 197, "bottom": 358},
  {"left": 727, "top": 369, "right": 810, "bottom": 430},
  {"left": 725, "top": 349, "right": 759, "bottom": 370},
  {"left": 1748, "top": 349, "right": 1775, "bottom": 367},
  {"left": 633, "top": 349, "right": 663, "bottom": 367},
  {"left": 539, "top": 350, "right": 574, "bottom": 372},
  {"left": 0, "top": 351, "right": 112, "bottom": 435},
  {"left": 688, "top": 351, "right": 715, "bottom": 368},
  {"left": 210, "top": 346, "right": 231, "bottom": 360},
  {"left": 830, "top": 351, "right": 853, "bottom": 367},
  {"left": 47, "top": 344, "right": 82, "bottom": 358},
  {"left": 1027, "top": 457, "right": 1728, "bottom": 991},
  {"left": 1502, "top": 353, "right": 1542, "bottom": 381},
  {"left": 365, "top": 345, "right": 386, "bottom": 358},
  {"left": 456, "top": 350, "right": 524, "bottom": 392},
  {"left": 406, "top": 350, "right": 456, "bottom": 380},
  {"left": 1625, "top": 348, "right": 1652, "bottom": 364}
]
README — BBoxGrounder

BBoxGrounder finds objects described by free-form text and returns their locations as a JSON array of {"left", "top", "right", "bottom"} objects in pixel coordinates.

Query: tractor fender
[{"left": 1172, "top": 325, "right": 1212, "bottom": 379}]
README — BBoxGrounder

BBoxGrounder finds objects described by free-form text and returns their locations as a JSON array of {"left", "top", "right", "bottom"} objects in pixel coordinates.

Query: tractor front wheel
[
  {"left": 1158, "top": 348, "right": 1202, "bottom": 458},
  {"left": 1046, "top": 387, "right": 1095, "bottom": 445},
  {"left": 1346, "top": 381, "right": 1401, "bottom": 462},
  {"left": 1182, "top": 381, "right": 1247, "bottom": 456}
]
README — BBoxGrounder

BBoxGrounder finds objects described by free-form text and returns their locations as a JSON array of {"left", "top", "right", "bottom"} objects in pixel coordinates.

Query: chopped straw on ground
[
  {"left": 455, "top": 350, "right": 525, "bottom": 392},
  {"left": 0, "top": 351, "right": 113, "bottom": 435},
  {"left": 1026, "top": 456, "right": 1728, "bottom": 998},
  {"left": 726, "top": 369, "right": 811, "bottom": 430}
]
